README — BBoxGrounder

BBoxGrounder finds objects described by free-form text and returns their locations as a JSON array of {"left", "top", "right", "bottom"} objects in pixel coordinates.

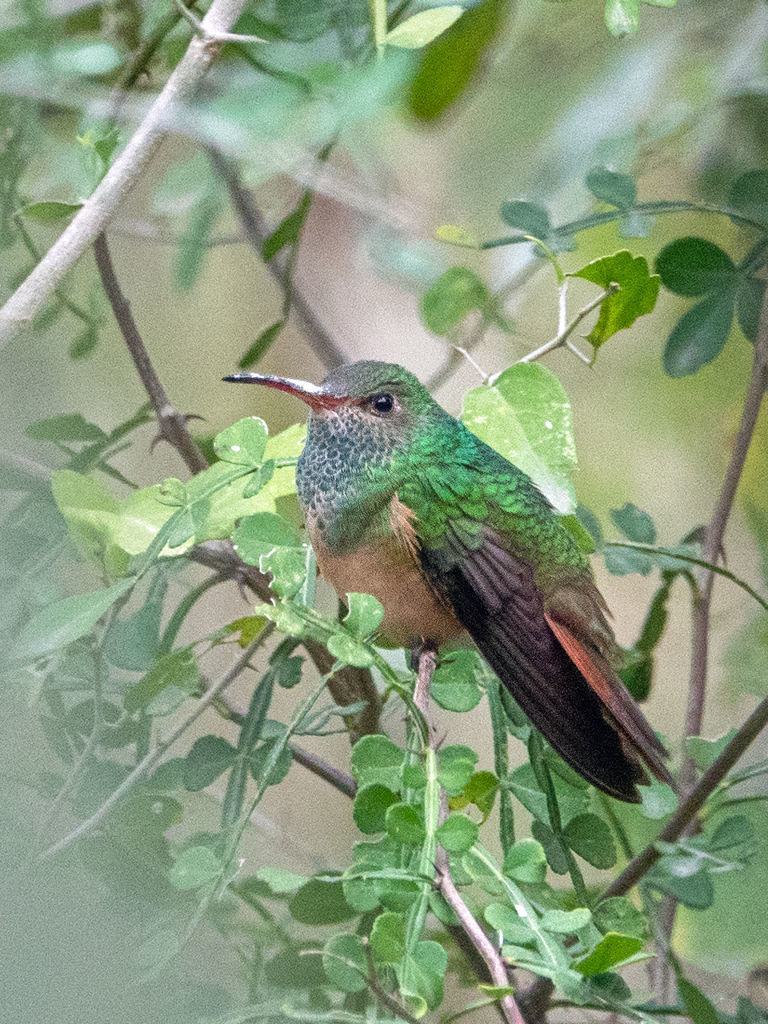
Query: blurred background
[{"left": 1, "top": 0, "right": 768, "bottom": 1020}]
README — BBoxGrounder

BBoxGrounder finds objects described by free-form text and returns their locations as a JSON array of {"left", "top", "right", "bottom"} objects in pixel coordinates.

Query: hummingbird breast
[{"left": 305, "top": 498, "right": 464, "bottom": 648}]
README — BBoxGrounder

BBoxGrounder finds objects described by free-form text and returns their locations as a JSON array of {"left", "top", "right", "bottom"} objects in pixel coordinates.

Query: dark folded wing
[{"left": 419, "top": 517, "right": 665, "bottom": 802}]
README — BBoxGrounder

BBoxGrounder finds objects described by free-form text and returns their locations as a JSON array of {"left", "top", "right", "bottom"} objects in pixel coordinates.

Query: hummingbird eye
[{"left": 370, "top": 392, "right": 395, "bottom": 415}]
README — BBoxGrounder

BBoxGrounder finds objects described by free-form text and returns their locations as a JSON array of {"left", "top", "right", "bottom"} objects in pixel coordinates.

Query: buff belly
[{"left": 311, "top": 533, "right": 463, "bottom": 648}]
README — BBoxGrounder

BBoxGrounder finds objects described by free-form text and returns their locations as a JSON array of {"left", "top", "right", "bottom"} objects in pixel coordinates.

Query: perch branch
[
  {"left": 0, "top": 0, "right": 249, "bottom": 344},
  {"left": 93, "top": 232, "right": 208, "bottom": 474},
  {"left": 414, "top": 649, "right": 526, "bottom": 1024}
]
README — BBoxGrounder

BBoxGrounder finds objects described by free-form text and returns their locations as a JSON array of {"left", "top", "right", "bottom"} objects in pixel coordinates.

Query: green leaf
[
  {"left": 663, "top": 289, "right": 736, "bottom": 378},
  {"left": 256, "top": 866, "right": 307, "bottom": 893},
  {"left": 436, "top": 813, "right": 479, "bottom": 854},
  {"left": 593, "top": 897, "right": 646, "bottom": 939},
  {"left": 176, "top": 192, "right": 223, "bottom": 290},
  {"left": 370, "top": 911, "right": 407, "bottom": 963},
  {"left": 507, "top": 762, "right": 588, "bottom": 825},
  {"left": 350, "top": 734, "right": 403, "bottom": 790},
  {"left": 728, "top": 170, "right": 768, "bottom": 227},
  {"left": 421, "top": 266, "right": 490, "bottom": 335},
  {"left": 21, "top": 200, "right": 83, "bottom": 222},
  {"left": 182, "top": 734, "right": 237, "bottom": 791},
  {"left": 484, "top": 903, "right": 538, "bottom": 944},
  {"left": 540, "top": 908, "right": 592, "bottom": 933},
  {"left": 385, "top": 802, "right": 425, "bottom": 845},
  {"left": 640, "top": 780, "right": 678, "bottom": 819},
  {"left": 27, "top": 413, "right": 106, "bottom": 442},
  {"left": 398, "top": 940, "right": 448, "bottom": 1012},
  {"left": 503, "top": 838, "right": 548, "bottom": 884},
  {"left": 451, "top": 770, "right": 499, "bottom": 822},
  {"left": 262, "top": 194, "right": 311, "bottom": 262},
  {"left": 213, "top": 417, "right": 268, "bottom": 466},
  {"left": 238, "top": 321, "right": 285, "bottom": 369},
  {"left": 10, "top": 579, "right": 134, "bottom": 664},
  {"left": 353, "top": 783, "right": 399, "bottom": 834},
  {"left": 562, "top": 813, "right": 617, "bottom": 869},
  {"left": 575, "top": 932, "right": 645, "bottom": 975},
  {"left": 289, "top": 874, "right": 356, "bottom": 924},
  {"left": 604, "top": 0, "right": 639, "bottom": 35},
  {"left": 610, "top": 503, "right": 656, "bottom": 544},
  {"left": 571, "top": 250, "right": 660, "bottom": 349},
  {"left": 585, "top": 168, "right": 636, "bottom": 208},
  {"left": 499, "top": 200, "right": 551, "bottom": 237},
  {"left": 342, "top": 592, "right": 385, "bottom": 638},
  {"left": 326, "top": 632, "right": 375, "bottom": 668},
  {"left": 438, "top": 745, "right": 478, "bottom": 795},
  {"left": 461, "top": 362, "right": 577, "bottom": 513},
  {"left": 432, "top": 649, "right": 484, "bottom": 711},
  {"left": 169, "top": 845, "right": 222, "bottom": 890},
  {"left": 435, "top": 224, "right": 480, "bottom": 248},
  {"left": 387, "top": 6, "right": 464, "bottom": 48},
  {"left": 685, "top": 730, "right": 737, "bottom": 771},
  {"left": 126, "top": 648, "right": 199, "bottom": 713},
  {"left": 322, "top": 933, "right": 367, "bottom": 993},
  {"left": 648, "top": 866, "right": 714, "bottom": 909},
  {"left": 655, "top": 237, "right": 737, "bottom": 297},
  {"left": 231, "top": 511, "right": 300, "bottom": 565},
  {"left": 531, "top": 819, "right": 569, "bottom": 875},
  {"left": 677, "top": 975, "right": 720, "bottom": 1024},
  {"left": 409, "top": 0, "right": 508, "bottom": 120},
  {"left": 725, "top": 611, "right": 768, "bottom": 697}
]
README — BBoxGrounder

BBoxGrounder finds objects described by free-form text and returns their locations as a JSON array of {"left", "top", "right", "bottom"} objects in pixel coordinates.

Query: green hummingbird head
[
  {"left": 224, "top": 359, "right": 436, "bottom": 424},
  {"left": 224, "top": 361, "right": 455, "bottom": 548}
]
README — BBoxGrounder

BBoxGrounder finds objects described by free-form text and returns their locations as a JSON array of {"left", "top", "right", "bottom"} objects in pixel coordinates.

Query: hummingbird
[{"left": 224, "top": 360, "right": 671, "bottom": 802}]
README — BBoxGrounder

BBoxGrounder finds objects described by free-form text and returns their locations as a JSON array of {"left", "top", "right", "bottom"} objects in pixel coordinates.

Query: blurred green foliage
[{"left": 1, "top": 1, "right": 768, "bottom": 1023}]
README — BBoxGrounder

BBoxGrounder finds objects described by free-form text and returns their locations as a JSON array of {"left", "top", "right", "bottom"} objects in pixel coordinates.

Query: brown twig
[
  {"left": 680, "top": 290, "right": 768, "bottom": 791},
  {"left": 604, "top": 689, "right": 768, "bottom": 900},
  {"left": 93, "top": 232, "right": 208, "bottom": 474},
  {"left": 0, "top": 0, "right": 248, "bottom": 342},
  {"left": 207, "top": 147, "right": 347, "bottom": 370},
  {"left": 209, "top": 687, "right": 357, "bottom": 797}
]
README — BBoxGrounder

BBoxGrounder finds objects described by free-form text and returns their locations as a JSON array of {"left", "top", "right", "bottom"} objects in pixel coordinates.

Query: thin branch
[
  {"left": 412, "top": 648, "right": 526, "bottom": 1024},
  {"left": 0, "top": 0, "right": 249, "bottom": 344},
  {"left": 289, "top": 743, "right": 357, "bottom": 799},
  {"left": 39, "top": 629, "right": 270, "bottom": 859},
  {"left": 207, "top": 147, "right": 347, "bottom": 370},
  {"left": 680, "top": 287, "right": 768, "bottom": 791},
  {"left": 172, "top": 0, "right": 267, "bottom": 44},
  {"left": 604, "top": 689, "right": 768, "bottom": 899},
  {"left": 93, "top": 232, "right": 208, "bottom": 474},
  {"left": 426, "top": 262, "right": 541, "bottom": 393},
  {"left": 514, "top": 284, "right": 617, "bottom": 366}
]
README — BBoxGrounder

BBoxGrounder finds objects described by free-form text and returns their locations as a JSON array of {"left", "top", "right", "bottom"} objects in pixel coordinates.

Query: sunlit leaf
[
  {"left": 461, "top": 363, "right": 577, "bottom": 512},
  {"left": 571, "top": 250, "right": 660, "bottom": 349},
  {"left": 387, "top": 6, "right": 464, "bottom": 49}
]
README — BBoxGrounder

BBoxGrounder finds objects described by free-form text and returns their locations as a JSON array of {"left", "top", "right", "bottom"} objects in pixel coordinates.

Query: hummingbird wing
[{"left": 409, "top": 474, "right": 670, "bottom": 802}]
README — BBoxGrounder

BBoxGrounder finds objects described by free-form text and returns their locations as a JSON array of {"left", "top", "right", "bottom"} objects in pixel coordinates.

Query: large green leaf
[
  {"left": 461, "top": 363, "right": 577, "bottom": 512},
  {"left": 662, "top": 289, "right": 736, "bottom": 378},
  {"left": 10, "top": 579, "right": 134, "bottom": 664},
  {"left": 409, "top": 0, "right": 509, "bottom": 120},
  {"left": 387, "top": 6, "right": 464, "bottom": 49},
  {"left": 571, "top": 250, "right": 660, "bottom": 349},
  {"left": 655, "top": 237, "right": 737, "bottom": 297}
]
